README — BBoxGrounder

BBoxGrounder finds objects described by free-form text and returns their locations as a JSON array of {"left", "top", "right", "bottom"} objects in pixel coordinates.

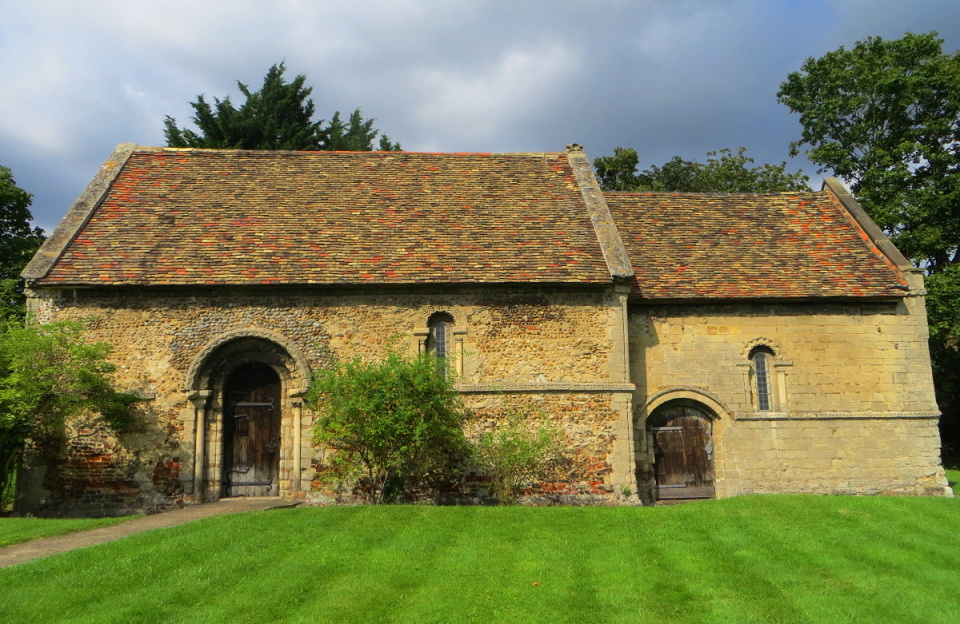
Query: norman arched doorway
[
  {"left": 648, "top": 401, "right": 716, "bottom": 502},
  {"left": 222, "top": 363, "right": 282, "bottom": 497},
  {"left": 185, "top": 329, "right": 311, "bottom": 502}
]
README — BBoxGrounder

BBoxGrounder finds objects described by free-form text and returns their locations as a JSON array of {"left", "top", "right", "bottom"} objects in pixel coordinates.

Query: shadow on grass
[
  {"left": 0, "top": 516, "right": 136, "bottom": 548},
  {"left": 946, "top": 469, "right": 959, "bottom": 496}
]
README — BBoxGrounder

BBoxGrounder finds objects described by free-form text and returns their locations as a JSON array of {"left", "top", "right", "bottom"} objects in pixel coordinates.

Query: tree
[
  {"left": 0, "top": 321, "right": 141, "bottom": 509},
  {"left": 471, "top": 402, "right": 570, "bottom": 505},
  {"left": 778, "top": 31, "right": 960, "bottom": 461},
  {"left": 164, "top": 62, "right": 400, "bottom": 151},
  {"left": 778, "top": 32, "right": 960, "bottom": 271},
  {"left": 593, "top": 147, "right": 810, "bottom": 192},
  {"left": 306, "top": 342, "right": 469, "bottom": 503},
  {"left": 0, "top": 166, "right": 45, "bottom": 319}
]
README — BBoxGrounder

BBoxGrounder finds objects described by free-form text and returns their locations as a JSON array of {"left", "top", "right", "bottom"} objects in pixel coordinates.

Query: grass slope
[
  {"left": 0, "top": 496, "right": 958, "bottom": 624},
  {"left": 946, "top": 469, "right": 959, "bottom": 495},
  {"left": 0, "top": 516, "right": 133, "bottom": 548}
]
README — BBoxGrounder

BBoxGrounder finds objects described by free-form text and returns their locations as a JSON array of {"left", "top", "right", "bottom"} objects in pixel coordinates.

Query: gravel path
[{"left": 0, "top": 497, "right": 296, "bottom": 569}]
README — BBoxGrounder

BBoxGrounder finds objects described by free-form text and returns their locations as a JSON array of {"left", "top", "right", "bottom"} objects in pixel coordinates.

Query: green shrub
[
  {"left": 471, "top": 403, "right": 571, "bottom": 505},
  {"left": 0, "top": 320, "right": 141, "bottom": 508},
  {"left": 306, "top": 341, "right": 469, "bottom": 504}
]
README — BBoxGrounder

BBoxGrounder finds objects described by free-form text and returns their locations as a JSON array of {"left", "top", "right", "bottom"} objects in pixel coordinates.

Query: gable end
[
  {"left": 821, "top": 178, "right": 914, "bottom": 273},
  {"left": 22, "top": 143, "right": 138, "bottom": 283}
]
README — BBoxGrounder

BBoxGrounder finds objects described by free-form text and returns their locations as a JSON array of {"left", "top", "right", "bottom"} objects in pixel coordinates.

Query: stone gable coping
[
  {"left": 821, "top": 178, "right": 914, "bottom": 272},
  {"left": 22, "top": 143, "right": 137, "bottom": 282},
  {"left": 565, "top": 144, "right": 635, "bottom": 280}
]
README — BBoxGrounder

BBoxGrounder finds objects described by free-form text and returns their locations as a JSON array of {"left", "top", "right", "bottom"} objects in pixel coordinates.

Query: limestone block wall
[
  {"left": 20, "top": 286, "right": 635, "bottom": 514},
  {"left": 721, "top": 417, "right": 945, "bottom": 495},
  {"left": 630, "top": 293, "right": 949, "bottom": 498}
]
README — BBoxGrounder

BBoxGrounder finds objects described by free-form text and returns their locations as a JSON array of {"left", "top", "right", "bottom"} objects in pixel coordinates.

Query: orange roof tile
[
  {"left": 605, "top": 191, "right": 909, "bottom": 300},
  {"left": 37, "top": 148, "right": 612, "bottom": 286}
]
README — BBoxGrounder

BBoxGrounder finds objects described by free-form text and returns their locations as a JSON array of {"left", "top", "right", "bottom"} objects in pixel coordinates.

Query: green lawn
[
  {"left": 0, "top": 496, "right": 958, "bottom": 623},
  {"left": 947, "top": 469, "right": 959, "bottom": 495},
  {"left": 0, "top": 515, "right": 134, "bottom": 547}
]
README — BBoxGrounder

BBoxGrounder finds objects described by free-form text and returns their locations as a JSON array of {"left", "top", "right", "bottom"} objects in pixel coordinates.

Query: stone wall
[
  {"left": 630, "top": 286, "right": 950, "bottom": 499},
  {"left": 18, "top": 278, "right": 949, "bottom": 515},
  {"left": 19, "top": 286, "right": 636, "bottom": 514},
  {"left": 720, "top": 416, "right": 945, "bottom": 496}
]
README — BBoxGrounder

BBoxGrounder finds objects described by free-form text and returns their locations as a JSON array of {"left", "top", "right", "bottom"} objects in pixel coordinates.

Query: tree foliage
[
  {"left": 164, "top": 62, "right": 400, "bottom": 151},
  {"left": 778, "top": 31, "right": 960, "bottom": 461},
  {"left": 306, "top": 343, "right": 469, "bottom": 503},
  {"left": 0, "top": 321, "right": 141, "bottom": 508},
  {"left": 778, "top": 31, "right": 960, "bottom": 272},
  {"left": 0, "top": 166, "right": 45, "bottom": 319},
  {"left": 471, "top": 403, "right": 570, "bottom": 505},
  {"left": 593, "top": 147, "right": 810, "bottom": 193}
]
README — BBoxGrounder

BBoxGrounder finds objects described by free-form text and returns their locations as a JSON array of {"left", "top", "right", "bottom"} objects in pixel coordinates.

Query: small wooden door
[
  {"left": 650, "top": 404, "right": 715, "bottom": 501},
  {"left": 223, "top": 363, "right": 281, "bottom": 497}
]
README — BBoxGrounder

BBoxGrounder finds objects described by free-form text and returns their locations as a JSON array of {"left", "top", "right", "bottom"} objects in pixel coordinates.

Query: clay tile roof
[
  {"left": 605, "top": 191, "right": 909, "bottom": 301},
  {"left": 36, "top": 147, "right": 613, "bottom": 287}
]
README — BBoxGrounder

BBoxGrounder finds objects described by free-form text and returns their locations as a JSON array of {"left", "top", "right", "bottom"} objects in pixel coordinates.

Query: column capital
[{"left": 188, "top": 390, "right": 212, "bottom": 410}]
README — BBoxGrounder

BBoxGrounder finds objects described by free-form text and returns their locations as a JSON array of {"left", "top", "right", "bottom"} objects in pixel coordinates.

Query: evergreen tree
[{"left": 164, "top": 62, "right": 400, "bottom": 151}]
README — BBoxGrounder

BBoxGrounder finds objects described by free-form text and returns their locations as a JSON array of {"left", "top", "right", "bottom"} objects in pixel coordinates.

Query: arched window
[
  {"left": 750, "top": 346, "right": 775, "bottom": 411},
  {"left": 425, "top": 312, "right": 454, "bottom": 359}
]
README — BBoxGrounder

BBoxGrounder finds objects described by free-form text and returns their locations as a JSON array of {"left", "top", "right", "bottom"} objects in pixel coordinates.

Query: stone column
[
  {"left": 453, "top": 327, "right": 467, "bottom": 376},
  {"left": 189, "top": 391, "right": 212, "bottom": 501},
  {"left": 291, "top": 397, "right": 304, "bottom": 492}
]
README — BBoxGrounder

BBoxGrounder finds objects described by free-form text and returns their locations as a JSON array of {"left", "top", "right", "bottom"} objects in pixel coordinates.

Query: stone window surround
[
  {"left": 737, "top": 338, "right": 793, "bottom": 413},
  {"left": 413, "top": 310, "right": 467, "bottom": 376}
]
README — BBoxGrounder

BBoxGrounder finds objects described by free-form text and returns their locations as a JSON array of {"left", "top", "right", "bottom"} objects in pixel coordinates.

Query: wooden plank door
[
  {"left": 223, "top": 363, "right": 281, "bottom": 497},
  {"left": 650, "top": 404, "right": 715, "bottom": 501}
]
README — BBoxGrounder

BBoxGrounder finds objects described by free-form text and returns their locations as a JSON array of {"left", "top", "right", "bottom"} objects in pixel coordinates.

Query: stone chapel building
[{"left": 17, "top": 143, "right": 951, "bottom": 515}]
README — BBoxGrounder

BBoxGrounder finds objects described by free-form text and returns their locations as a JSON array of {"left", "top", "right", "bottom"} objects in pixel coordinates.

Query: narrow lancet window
[
  {"left": 426, "top": 312, "right": 454, "bottom": 360},
  {"left": 751, "top": 347, "right": 774, "bottom": 411}
]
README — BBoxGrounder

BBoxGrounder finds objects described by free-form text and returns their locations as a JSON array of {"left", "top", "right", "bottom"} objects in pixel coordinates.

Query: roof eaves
[
  {"left": 628, "top": 292, "right": 908, "bottom": 305},
  {"left": 23, "top": 143, "right": 138, "bottom": 283}
]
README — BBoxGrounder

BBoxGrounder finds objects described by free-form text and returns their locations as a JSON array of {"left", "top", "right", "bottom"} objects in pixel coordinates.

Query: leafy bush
[
  {"left": 306, "top": 342, "right": 469, "bottom": 504},
  {"left": 471, "top": 404, "right": 571, "bottom": 505},
  {"left": 0, "top": 320, "right": 141, "bottom": 509}
]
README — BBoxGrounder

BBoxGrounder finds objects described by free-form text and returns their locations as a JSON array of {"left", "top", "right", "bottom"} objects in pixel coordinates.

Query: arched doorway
[
  {"left": 648, "top": 401, "right": 715, "bottom": 502},
  {"left": 222, "top": 363, "right": 282, "bottom": 497},
  {"left": 185, "top": 329, "right": 312, "bottom": 502}
]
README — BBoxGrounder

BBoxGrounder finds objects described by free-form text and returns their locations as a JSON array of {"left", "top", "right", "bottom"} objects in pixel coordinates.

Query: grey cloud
[{"left": 2, "top": 0, "right": 959, "bottom": 229}]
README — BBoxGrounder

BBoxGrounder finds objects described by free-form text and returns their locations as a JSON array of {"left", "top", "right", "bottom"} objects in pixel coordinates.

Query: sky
[{"left": 2, "top": 0, "right": 959, "bottom": 231}]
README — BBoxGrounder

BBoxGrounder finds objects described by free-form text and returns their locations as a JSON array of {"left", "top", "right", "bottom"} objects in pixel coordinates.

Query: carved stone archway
[
  {"left": 184, "top": 328, "right": 311, "bottom": 502},
  {"left": 634, "top": 388, "right": 731, "bottom": 505}
]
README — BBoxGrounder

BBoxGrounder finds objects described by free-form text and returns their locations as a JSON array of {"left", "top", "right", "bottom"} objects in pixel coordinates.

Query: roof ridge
[
  {"left": 603, "top": 190, "right": 824, "bottom": 197},
  {"left": 132, "top": 145, "right": 566, "bottom": 157}
]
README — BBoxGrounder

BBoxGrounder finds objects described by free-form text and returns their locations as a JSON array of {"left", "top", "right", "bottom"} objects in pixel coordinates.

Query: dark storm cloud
[{"left": 1, "top": 0, "right": 959, "bottom": 229}]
